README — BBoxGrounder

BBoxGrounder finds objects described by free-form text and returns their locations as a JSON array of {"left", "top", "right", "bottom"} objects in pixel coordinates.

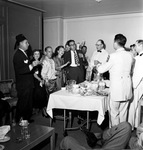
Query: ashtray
[{"left": 19, "top": 120, "right": 29, "bottom": 127}]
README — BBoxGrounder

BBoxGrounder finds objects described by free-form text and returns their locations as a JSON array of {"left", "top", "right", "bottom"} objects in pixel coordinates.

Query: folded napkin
[
  {"left": 1, "top": 97, "right": 12, "bottom": 100},
  {"left": 0, "top": 125, "right": 10, "bottom": 140}
]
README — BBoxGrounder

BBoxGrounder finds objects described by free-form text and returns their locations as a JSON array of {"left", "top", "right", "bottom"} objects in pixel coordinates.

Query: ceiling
[{"left": 10, "top": 0, "right": 143, "bottom": 19}]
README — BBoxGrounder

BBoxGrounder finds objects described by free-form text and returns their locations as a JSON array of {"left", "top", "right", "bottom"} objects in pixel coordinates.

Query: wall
[
  {"left": 44, "top": 18, "right": 63, "bottom": 52},
  {"left": 44, "top": 13, "right": 143, "bottom": 59},
  {"left": 0, "top": 1, "right": 43, "bottom": 80},
  {"left": 64, "top": 13, "right": 143, "bottom": 58},
  {"left": 0, "top": 2, "right": 8, "bottom": 80}
]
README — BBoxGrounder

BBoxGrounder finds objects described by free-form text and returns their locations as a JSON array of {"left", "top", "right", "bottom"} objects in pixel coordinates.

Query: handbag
[{"left": 45, "top": 79, "right": 57, "bottom": 93}]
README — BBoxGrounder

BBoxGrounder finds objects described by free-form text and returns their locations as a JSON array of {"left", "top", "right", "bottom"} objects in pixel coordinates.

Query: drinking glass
[{"left": 21, "top": 126, "right": 30, "bottom": 139}]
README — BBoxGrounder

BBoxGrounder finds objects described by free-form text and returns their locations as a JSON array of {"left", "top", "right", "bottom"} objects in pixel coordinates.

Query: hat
[{"left": 14, "top": 34, "right": 27, "bottom": 49}]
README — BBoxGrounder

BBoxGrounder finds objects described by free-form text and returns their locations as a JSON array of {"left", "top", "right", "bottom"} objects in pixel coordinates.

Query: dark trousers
[
  {"left": 67, "top": 67, "right": 84, "bottom": 84},
  {"left": 60, "top": 122, "right": 131, "bottom": 150},
  {"left": 16, "top": 87, "right": 33, "bottom": 121}
]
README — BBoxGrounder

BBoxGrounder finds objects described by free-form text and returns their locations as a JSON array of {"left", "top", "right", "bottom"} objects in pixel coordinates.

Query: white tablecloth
[{"left": 47, "top": 90, "right": 108, "bottom": 125}]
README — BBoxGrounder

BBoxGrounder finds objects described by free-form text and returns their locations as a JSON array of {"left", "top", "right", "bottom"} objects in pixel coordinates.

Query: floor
[{"left": 31, "top": 110, "right": 109, "bottom": 150}]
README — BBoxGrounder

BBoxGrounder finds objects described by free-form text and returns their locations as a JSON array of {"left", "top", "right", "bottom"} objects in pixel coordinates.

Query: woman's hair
[
  {"left": 32, "top": 49, "right": 42, "bottom": 60},
  {"left": 54, "top": 45, "right": 64, "bottom": 57}
]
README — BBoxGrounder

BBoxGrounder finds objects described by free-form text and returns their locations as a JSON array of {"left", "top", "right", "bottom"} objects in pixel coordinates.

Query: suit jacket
[
  {"left": 13, "top": 49, "right": 34, "bottom": 90},
  {"left": 133, "top": 53, "right": 143, "bottom": 89},
  {"left": 98, "top": 48, "right": 133, "bottom": 101},
  {"left": 63, "top": 50, "right": 83, "bottom": 69}
]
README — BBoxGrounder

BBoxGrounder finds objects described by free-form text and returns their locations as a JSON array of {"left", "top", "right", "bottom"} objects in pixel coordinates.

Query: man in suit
[
  {"left": 63, "top": 40, "right": 84, "bottom": 84},
  {"left": 60, "top": 122, "right": 131, "bottom": 150},
  {"left": 13, "top": 34, "right": 38, "bottom": 123},
  {"left": 128, "top": 40, "right": 143, "bottom": 129},
  {"left": 97, "top": 34, "right": 134, "bottom": 126}
]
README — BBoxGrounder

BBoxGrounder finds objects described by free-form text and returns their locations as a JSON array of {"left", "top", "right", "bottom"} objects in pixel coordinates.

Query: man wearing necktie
[
  {"left": 13, "top": 34, "right": 39, "bottom": 123},
  {"left": 128, "top": 40, "right": 143, "bottom": 130},
  {"left": 87, "top": 39, "right": 109, "bottom": 80},
  {"left": 63, "top": 40, "right": 84, "bottom": 84}
]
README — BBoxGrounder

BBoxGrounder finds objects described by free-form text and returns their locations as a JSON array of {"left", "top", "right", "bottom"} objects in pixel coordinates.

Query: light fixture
[{"left": 95, "top": 0, "right": 102, "bottom": 3}]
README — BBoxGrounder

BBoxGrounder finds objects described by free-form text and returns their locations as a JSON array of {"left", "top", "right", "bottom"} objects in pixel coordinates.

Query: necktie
[
  {"left": 74, "top": 51, "right": 79, "bottom": 66},
  {"left": 106, "top": 55, "right": 110, "bottom": 62},
  {"left": 97, "top": 50, "right": 101, "bottom": 53}
]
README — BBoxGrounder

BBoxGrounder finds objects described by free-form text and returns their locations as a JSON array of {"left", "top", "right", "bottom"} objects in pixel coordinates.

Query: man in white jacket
[
  {"left": 87, "top": 39, "right": 109, "bottom": 81},
  {"left": 97, "top": 34, "right": 134, "bottom": 127},
  {"left": 128, "top": 40, "right": 143, "bottom": 130}
]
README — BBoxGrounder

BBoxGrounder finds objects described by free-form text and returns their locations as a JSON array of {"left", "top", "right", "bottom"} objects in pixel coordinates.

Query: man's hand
[
  {"left": 32, "top": 60, "right": 39, "bottom": 67},
  {"left": 94, "top": 60, "right": 101, "bottom": 66},
  {"left": 92, "top": 66, "right": 98, "bottom": 74}
]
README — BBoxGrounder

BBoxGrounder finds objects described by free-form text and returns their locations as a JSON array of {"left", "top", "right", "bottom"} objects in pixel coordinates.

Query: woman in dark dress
[{"left": 32, "top": 49, "right": 47, "bottom": 114}]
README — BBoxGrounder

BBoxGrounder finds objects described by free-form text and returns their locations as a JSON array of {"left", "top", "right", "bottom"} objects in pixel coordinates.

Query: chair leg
[
  {"left": 64, "top": 110, "right": 66, "bottom": 131},
  {"left": 86, "top": 111, "right": 89, "bottom": 129},
  {"left": 9, "top": 111, "right": 12, "bottom": 125}
]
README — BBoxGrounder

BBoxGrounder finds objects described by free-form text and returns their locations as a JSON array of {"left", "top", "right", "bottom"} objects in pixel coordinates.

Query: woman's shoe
[{"left": 42, "top": 107, "right": 48, "bottom": 118}]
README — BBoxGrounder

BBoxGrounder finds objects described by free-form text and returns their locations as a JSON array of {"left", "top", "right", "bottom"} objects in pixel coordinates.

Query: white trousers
[
  {"left": 109, "top": 99, "right": 129, "bottom": 127},
  {"left": 128, "top": 82, "right": 143, "bottom": 129}
]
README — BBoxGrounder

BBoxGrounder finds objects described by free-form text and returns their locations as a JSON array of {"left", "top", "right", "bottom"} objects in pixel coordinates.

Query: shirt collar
[
  {"left": 45, "top": 56, "right": 52, "bottom": 60},
  {"left": 19, "top": 48, "right": 27, "bottom": 57},
  {"left": 19, "top": 48, "right": 25, "bottom": 52},
  {"left": 97, "top": 48, "right": 105, "bottom": 53},
  {"left": 116, "top": 47, "right": 124, "bottom": 52}
]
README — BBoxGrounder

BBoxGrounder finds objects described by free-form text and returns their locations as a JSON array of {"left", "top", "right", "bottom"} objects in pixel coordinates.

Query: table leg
[
  {"left": 87, "top": 111, "right": 89, "bottom": 129},
  {"left": 50, "top": 128, "right": 55, "bottom": 150},
  {"left": 69, "top": 111, "right": 72, "bottom": 128},
  {"left": 64, "top": 109, "right": 66, "bottom": 131}
]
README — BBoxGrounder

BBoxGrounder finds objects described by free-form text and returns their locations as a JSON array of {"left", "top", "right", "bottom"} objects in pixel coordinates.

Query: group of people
[
  {"left": 60, "top": 34, "right": 143, "bottom": 149},
  {"left": 85, "top": 34, "right": 143, "bottom": 131},
  {"left": 97, "top": 36, "right": 143, "bottom": 131},
  {"left": 12, "top": 34, "right": 88, "bottom": 122},
  {"left": 12, "top": 33, "right": 143, "bottom": 149}
]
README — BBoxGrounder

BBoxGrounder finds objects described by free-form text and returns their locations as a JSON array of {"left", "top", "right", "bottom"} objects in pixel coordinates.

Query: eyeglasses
[
  {"left": 96, "top": 44, "right": 102, "bottom": 46},
  {"left": 69, "top": 44, "right": 75, "bottom": 46}
]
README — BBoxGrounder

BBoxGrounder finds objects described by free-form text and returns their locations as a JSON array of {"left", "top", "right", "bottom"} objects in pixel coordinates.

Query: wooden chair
[
  {"left": 0, "top": 79, "right": 18, "bottom": 125},
  {"left": 138, "top": 97, "right": 143, "bottom": 124}
]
